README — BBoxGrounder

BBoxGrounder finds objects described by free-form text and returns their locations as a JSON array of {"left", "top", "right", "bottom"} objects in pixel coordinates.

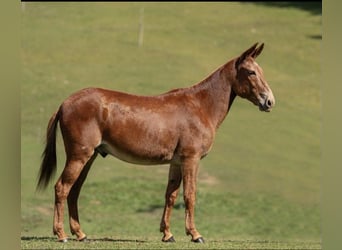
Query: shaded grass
[{"left": 21, "top": 2, "right": 321, "bottom": 248}]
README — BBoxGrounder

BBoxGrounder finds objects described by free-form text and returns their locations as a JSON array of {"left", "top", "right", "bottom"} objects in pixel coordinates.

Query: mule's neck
[{"left": 191, "top": 61, "right": 237, "bottom": 129}]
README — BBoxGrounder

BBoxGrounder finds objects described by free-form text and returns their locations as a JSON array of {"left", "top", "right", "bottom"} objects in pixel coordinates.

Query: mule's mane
[
  {"left": 162, "top": 59, "right": 235, "bottom": 97},
  {"left": 158, "top": 59, "right": 237, "bottom": 130}
]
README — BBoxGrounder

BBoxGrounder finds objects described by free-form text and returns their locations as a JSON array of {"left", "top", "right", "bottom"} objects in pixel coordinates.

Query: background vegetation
[{"left": 21, "top": 2, "right": 321, "bottom": 249}]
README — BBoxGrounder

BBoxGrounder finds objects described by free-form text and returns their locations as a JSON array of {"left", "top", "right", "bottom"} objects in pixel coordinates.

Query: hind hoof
[
  {"left": 162, "top": 236, "right": 175, "bottom": 242},
  {"left": 79, "top": 236, "right": 87, "bottom": 242},
  {"left": 58, "top": 238, "right": 68, "bottom": 243},
  {"left": 192, "top": 237, "right": 205, "bottom": 243}
]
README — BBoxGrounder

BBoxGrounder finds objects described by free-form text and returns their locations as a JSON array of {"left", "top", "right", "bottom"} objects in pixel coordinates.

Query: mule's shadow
[
  {"left": 21, "top": 236, "right": 146, "bottom": 243},
  {"left": 21, "top": 236, "right": 55, "bottom": 241},
  {"left": 87, "top": 237, "right": 146, "bottom": 243}
]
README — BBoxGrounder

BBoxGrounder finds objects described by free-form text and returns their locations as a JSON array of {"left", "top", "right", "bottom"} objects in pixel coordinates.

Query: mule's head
[{"left": 233, "top": 43, "right": 275, "bottom": 112}]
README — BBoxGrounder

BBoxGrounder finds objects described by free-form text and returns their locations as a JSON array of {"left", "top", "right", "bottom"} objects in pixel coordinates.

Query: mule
[{"left": 37, "top": 43, "right": 275, "bottom": 243}]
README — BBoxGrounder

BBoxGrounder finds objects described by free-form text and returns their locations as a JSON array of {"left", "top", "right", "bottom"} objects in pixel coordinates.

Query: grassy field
[{"left": 21, "top": 2, "right": 321, "bottom": 249}]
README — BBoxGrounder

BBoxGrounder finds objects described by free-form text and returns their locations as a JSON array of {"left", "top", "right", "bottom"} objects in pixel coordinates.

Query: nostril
[{"left": 266, "top": 99, "right": 272, "bottom": 107}]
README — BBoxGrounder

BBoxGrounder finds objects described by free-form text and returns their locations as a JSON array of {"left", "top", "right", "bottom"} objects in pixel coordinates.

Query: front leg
[{"left": 181, "top": 156, "right": 204, "bottom": 243}]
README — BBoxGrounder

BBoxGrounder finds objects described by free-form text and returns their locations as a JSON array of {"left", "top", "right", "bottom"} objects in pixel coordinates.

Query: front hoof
[
  {"left": 192, "top": 237, "right": 205, "bottom": 243},
  {"left": 58, "top": 238, "right": 68, "bottom": 243},
  {"left": 162, "top": 236, "right": 176, "bottom": 242}
]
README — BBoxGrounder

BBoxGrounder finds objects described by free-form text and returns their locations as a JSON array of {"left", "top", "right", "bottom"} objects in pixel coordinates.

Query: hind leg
[
  {"left": 67, "top": 152, "right": 98, "bottom": 241},
  {"left": 53, "top": 154, "right": 93, "bottom": 242},
  {"left": 160, "top": 163, "right": 182, "bottom": 242}
]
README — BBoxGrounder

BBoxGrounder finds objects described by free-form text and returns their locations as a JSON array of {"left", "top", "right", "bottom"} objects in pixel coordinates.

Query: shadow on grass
[
  {"left": 21, "top": 236, "right": 55, "bottom": 241},
  {"left": 21, "top": 236, "right": 147, "bottom": 243},
  {"left": 136, "top": 203, "right": 184, "bottom": 213},
  {"left": 252, "top": 2, "right": 322, "bottom": 41},
  {"left": 87, "top": 237, "right": 147, "bottom": 243},
  {"left": 307, "top": 34, "right": 322, "bottom": 40},
  {"left": 253, "top": 1, "right": 322, "bottom": 16}
]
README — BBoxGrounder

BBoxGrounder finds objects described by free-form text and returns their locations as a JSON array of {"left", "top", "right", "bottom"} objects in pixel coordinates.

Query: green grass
[
  {"left": 21, "top": 2, "right": 321, "bottom": 249},
  {"left": 21, "top": 237, "right": 321, "bottom": 250}
]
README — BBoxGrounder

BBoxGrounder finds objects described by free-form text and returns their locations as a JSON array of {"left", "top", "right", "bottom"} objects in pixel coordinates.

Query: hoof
[
  {"left": 58, "top": 238, "right": 68, "bottom": 243},
  {"left": 79, "top": 236, "right": 87, "bottom": 242},
  {"left": 162, "top": 236, "right": 176, "bottom": 242},
  {"left": 192, "top": 237, "right": 205, "bottom": 243}
]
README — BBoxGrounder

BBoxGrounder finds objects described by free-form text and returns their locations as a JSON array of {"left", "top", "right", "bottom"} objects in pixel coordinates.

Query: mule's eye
[{"left": 247, "top": 70, "right": 256, "bottom": 76}]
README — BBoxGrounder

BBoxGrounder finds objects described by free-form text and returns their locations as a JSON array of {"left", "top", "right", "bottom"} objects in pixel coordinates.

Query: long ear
[
  {"left": 235, "top": 42, "right": 258, "bottom": 69},
  {"left": 251, "top": 43, "right": 264, "bottom": 58}
]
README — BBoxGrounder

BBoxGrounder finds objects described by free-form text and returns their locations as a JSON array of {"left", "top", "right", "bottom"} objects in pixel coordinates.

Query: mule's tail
[{"left": 36, "top": 108, "right": 61, "bottom": 191}]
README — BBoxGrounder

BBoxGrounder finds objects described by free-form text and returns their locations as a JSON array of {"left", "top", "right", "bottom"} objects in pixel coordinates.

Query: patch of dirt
[
  {"left": 35, "top": 206, "right": 52, "bottom": 216},
  {"left": 198, "top": 170, "right": 220, "bottom": 186}
]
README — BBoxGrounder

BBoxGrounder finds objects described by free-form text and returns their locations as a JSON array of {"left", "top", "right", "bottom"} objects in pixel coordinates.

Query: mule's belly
[{"left": 96, "top": 141, "right": 175, "bottom": 165}]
